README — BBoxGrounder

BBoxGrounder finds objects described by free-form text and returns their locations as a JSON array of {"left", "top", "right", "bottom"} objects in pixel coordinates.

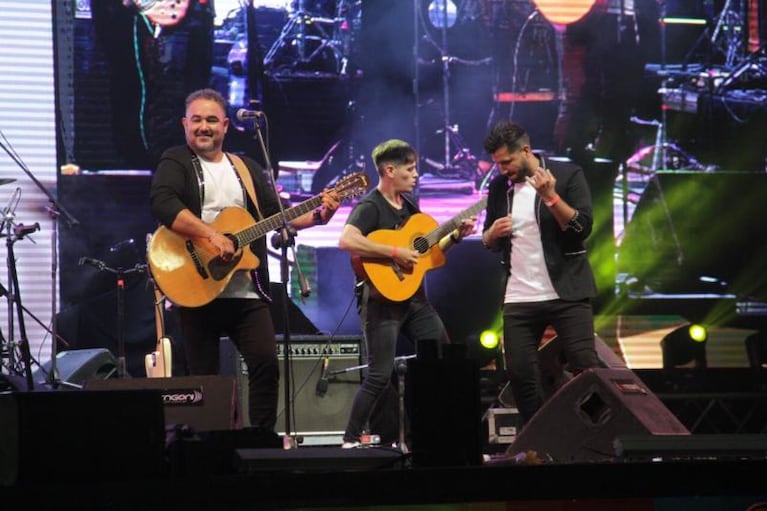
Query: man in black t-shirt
[{"left": 337, "top": 139, "right": 475, "bottom": 447}]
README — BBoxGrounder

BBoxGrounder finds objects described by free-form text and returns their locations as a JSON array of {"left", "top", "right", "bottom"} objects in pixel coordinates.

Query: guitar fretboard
[{"left": 424, "top": 197, "right": 488, "bottom": 247}]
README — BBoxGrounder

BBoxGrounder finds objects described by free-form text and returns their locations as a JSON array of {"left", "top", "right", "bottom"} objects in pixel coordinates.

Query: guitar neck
[
  {"left": 425, "top": 197, "right": 488, "bottom": 247},
  {"left": 234, "top": 196, "right": 323, "bottom": 247}
]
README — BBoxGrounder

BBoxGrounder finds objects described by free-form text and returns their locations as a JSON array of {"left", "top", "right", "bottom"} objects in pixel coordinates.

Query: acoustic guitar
[
  {"left": 147, "top": 172, "right": 369, "bottom": 307},
  {"left": 355, "top": 197, "right": 487, "bottom": 302}
]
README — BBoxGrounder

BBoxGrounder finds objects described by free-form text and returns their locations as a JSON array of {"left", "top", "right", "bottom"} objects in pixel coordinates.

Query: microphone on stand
[
  {"left": 78, "top": 256, "right": 106, "bottom": 271},
  {"left": 13, "top": 222, "right": 39, "bottom": 238},
  {"left": 236, "top": 108, "right": 266, "bottom": 121},
  {"left": 315, "top": 355, "right": 329, "bottom": 397}
]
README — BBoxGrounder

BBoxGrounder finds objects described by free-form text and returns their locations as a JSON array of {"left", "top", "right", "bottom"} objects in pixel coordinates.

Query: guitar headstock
[{"left": 333, "top": 172, "right": 370, "bottom": 201}]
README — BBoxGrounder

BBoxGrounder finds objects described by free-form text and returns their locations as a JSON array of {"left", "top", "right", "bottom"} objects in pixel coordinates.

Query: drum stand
[{"left": 264, "top": 0, "right": 351, "bottom": 75}]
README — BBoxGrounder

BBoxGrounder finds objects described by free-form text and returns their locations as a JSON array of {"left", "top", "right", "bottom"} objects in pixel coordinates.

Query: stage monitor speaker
[
  {"left": 221, "top": 335, "right": 362, "bottom": 434},
  {"left": 506, "top": 368, "right": 690, "bottom": 463},
  {"left": 32, "top": 348, "right": 118, "bottom": 387},
  {"left": 84, "top": 375, "right": 240, "bottom": 432},
  {"left": 539, "top": 335, "right": 627, "bottom": 399},
  {"left": 0, "top": 389, "right": 165, "bottom": 486}
]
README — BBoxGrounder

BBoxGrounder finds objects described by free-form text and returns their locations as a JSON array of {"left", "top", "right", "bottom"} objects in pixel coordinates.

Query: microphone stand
[
  {"left": 4, "top": 223, "right": 36, "bottom": 390},
  {"left": 246, "top": 114, "right": 311, "bottom": 448},
  {"left": 0, "top": 136, "right": 79, "bottom": 389},
  {"left": 79, "top": 258, "right": 146, "bottom": 378},
  {"left": 327, "top": 354, "right": 416, "bottom": 453}
]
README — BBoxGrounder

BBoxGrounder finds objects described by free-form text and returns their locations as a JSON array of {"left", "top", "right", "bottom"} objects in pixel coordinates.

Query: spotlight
[
  {"left": 479, "top": 329, "right": 500, "bottom": 350},
  {"left": 661, "top": 324, "right": 708, "bottom": 369},
  {"left": 465, "top": 330, "right": 503, "bottom": 371}
]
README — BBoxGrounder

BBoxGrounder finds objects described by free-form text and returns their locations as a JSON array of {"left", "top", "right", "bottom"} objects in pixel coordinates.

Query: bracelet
[
  {"left": 544, "top": 194, "right": 561, "bottom": 208},
  {"left": 450, "top": 231, "right": 461, "bottom": 244},
  {"left": 312, "top": 208, "right": 323, "bottom": 225},
  {"left": 392, "top": 246, "right": 398, "bottom": 259}
]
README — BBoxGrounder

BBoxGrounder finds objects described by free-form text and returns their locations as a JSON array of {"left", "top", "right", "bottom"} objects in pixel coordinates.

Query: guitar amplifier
[{"left": 220, "top": 335, "right": 362, "bottom": 435}]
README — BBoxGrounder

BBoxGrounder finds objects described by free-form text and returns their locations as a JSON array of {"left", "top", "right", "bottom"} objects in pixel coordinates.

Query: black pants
[
  {"left": 178, "top": 298, "right": 279, "bottom": 431},
  {"left": 502, "top": 299, "right": 598, "bottom": 425}
]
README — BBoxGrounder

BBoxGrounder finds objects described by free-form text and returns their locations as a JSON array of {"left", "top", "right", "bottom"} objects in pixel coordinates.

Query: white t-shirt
[
  {"left": 199, "top": 157, "right": 258, "bottom": 299},
  {"left": 504, "top": 180, "right": 559, "bottom": 304}
]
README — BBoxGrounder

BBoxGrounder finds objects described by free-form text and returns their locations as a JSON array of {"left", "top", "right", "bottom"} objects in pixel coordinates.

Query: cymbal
[{"left": 0, "top": 178, "right": 16, "bottom": 186}]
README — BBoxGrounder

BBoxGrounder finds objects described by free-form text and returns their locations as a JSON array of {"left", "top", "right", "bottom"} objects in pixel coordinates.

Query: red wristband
[
  {"left": 544, "top": 194, "right": 560, "bottom": 208},
  {"left": 392, "top": 246, "right": 398, "bottom": 259}
]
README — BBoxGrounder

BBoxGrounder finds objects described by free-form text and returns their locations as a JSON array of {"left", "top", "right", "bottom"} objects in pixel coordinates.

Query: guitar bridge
[{"left": 185, "top": 240, "right": 209, "bottom": 279}]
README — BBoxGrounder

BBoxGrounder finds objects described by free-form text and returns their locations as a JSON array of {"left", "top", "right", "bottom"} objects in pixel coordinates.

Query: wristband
[
  {"left": 544, "top": 194, "right": 560, "bottom": 208},
  {"left": 392, "top": 246, "right": 398, "bottom": 259}
]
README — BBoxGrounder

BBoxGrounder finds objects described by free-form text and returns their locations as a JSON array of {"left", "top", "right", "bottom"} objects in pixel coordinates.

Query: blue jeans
[
  {"left": 502, "top": 299, "right": 597, "bottom": 425},
  {"left": 343, "top": 284, "right": 449, "bottom": 443}
]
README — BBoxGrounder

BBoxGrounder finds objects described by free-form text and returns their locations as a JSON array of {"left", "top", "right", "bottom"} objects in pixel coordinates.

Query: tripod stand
[
  {"left": 2, "top": 218, "right": 40, "bottom": 391},
  {"left": 78, "top": 256, "right": 147, "bottom": 378}
]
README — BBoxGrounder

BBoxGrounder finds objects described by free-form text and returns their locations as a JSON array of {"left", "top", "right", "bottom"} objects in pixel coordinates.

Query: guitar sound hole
[{"left": 413, "top": 237, "right": 429, "bottom": 254}]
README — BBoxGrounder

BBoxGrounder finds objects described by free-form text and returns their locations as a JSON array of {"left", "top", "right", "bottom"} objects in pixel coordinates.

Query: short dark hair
[
  {"left": 483, "top": 121, "right": 529, "bottom": 154},
  {"left": 371, "top": 139, "right": 417, "bottom": 176},
  {"left": 185, "top": 88, "right": 228, "bottom": 113}
]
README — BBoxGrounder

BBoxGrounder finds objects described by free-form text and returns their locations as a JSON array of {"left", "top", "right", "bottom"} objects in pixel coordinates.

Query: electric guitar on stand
[
  {"left": 145, "top": 277, "right": 173, "bottom": 378},
  {"left": 354, "top": 197, "right": 487, "bottom": 302},
  {"left": 147, "top": 172, "right": 369, "bottom": 307}
]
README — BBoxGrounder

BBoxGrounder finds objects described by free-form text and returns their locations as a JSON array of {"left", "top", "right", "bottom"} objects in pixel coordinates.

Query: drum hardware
[{"left": 264, "top": 0, "right": 358, "bottom": 76}]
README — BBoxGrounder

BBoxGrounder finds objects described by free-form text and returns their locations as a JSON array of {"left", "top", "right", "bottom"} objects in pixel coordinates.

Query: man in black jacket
[
  {"left": 481, "top": 121, "right": 599, "bottom": 426},
  {"left": 150, "top": 88, "right": 339, "bottom": 431}
]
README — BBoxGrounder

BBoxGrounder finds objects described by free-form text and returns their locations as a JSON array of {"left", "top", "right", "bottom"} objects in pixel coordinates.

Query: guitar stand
[{"left": 79, "top": 257, "right": 147, "bottom": 378}]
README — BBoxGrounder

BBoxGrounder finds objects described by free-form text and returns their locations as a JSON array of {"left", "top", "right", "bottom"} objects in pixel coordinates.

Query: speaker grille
[{"left": 221, "top": 336, "right": 362, "bottom": 435}]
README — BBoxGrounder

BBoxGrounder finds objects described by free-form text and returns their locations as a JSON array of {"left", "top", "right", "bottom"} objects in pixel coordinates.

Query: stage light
[
  {"left": 660, "top": 324, "right": 708, "bottom": 369},
  {"left": 427, "top": 0, "right": 457, "bottom": 29},
  {"left": 465, "top": 330, "right": 503, "bottom": 372},
  {"left": 479, "top": 329, "right": 500, "bottom": 350},
  {"left": 688, "top": 324, "right": 708, "bottom": 343}
]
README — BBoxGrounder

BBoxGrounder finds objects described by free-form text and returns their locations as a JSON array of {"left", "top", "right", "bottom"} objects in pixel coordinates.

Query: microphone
[
  {"left": 315, "top": 356, "right": 329, "bottom": 397},
  {"left": 13, "top": 222, "right": 39, "bottom": 238},
  {"left": 79, "top": 256, "right": 105, "bottom": 271},
  {"left": 236, "top": 108, "right": 265, "bottom": 121}
]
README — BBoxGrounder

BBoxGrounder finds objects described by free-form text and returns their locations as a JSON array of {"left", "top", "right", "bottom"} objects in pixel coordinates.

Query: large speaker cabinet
[
  {"left": 84, "top": 375, "right": 240, "bottom": 432},
  {"left": 506, "top": 368, "right": 690, "bottom": 462}
]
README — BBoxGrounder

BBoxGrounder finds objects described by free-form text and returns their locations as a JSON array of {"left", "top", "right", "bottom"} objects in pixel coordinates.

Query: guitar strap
[{"left": 227, "top": 152, "right": 264, "bottom": 220}]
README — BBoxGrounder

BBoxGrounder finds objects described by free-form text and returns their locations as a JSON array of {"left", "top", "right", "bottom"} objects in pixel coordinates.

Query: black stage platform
[
  {"left": 3, "top": 368, "right": 767, "bottom": 510},
  {"left": 2, "top": 452, "right": 767, "bottom": 510}
]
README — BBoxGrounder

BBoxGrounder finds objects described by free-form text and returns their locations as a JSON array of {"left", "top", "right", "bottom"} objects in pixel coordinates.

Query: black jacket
[{"left": 482, "top": 156, "right": 597, "bottom": 301}]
